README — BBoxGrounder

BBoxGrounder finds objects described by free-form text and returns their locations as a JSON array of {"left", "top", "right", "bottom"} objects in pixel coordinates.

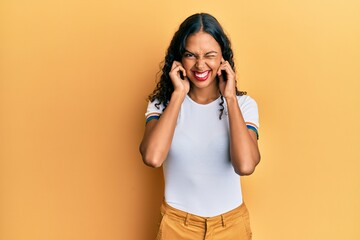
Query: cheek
[
  {"left": 182, "top": 60, "right": 194, "bottom": 72},
  {"left": 208, "top": 60, "right": 221, "bottom": 70}
]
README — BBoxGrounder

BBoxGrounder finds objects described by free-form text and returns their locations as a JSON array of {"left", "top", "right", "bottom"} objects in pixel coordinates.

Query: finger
[
  {"left": 171, "top": 61, "right": 179, "bottom": 71},
  {"left": 170, "top": 64, "right": 187, "bottom": 80},
  {"left": 218, "top": 71, "right": 225, "bottom": 83},
  {"left": 217, "top": 61, "right": 223, "bottom": 75},
  {"left": 171, "top": 61, "right": 183, "bottom": 71},
  {"left": 178, "top": 65, "right": 186, "bottom": 78},
  {"left": 218, "top": 59, "right": 229, "bottom": 74},
  {"left": 221, "top": 61, "right": 235, "bottom": 75},
  {"left": 217, "top": 62, "right": 227, "bottom": 76}
]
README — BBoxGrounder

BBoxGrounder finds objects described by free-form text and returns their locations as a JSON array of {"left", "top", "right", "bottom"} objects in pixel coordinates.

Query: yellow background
[{"left": 1, "top": 0, "right": 359, "bottom": 239}]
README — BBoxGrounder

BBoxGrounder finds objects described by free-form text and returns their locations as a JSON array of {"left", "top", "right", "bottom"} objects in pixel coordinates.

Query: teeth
[{"left": 195, "top": 71, "right": 209, "bottom": 78}]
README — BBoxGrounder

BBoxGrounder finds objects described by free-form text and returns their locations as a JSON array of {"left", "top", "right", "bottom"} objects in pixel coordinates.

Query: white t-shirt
[{"left": 145, "top": 94, "right": 259, "bottom": 217}]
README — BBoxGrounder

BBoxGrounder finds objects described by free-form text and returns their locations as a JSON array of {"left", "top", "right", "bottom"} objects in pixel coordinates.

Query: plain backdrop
[{"left": 1, "top": 0, "right": 359, "bottom": 239}]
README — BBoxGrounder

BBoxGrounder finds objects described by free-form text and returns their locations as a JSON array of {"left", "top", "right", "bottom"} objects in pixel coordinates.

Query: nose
[{"left": 195, "top": 58, "right": 206, "bottom": 70}]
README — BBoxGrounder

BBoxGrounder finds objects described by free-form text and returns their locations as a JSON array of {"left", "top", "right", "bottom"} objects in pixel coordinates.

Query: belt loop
[
  {"left": 184, "top": 213, "right": 190, "bottom": 226},
  {"left": 221, "top": 214, "right": 226, "bottom": 227}
]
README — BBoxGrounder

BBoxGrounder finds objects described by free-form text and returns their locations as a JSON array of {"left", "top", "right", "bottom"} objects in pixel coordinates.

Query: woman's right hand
[{"left": 169, "top": 61, "right": 190, "bottom": 95}]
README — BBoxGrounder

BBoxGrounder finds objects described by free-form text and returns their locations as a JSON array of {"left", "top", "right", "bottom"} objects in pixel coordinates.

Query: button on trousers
[{"left": 156, "top": 201, "right": 252, "bottom": 240}]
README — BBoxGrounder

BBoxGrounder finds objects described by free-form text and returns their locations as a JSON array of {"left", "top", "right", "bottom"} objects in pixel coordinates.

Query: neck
[{"left": 188, "top": 87, "right": 220, "bottom": 104}]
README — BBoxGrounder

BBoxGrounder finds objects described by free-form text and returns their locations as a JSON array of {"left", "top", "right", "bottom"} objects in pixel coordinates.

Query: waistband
[{"left": 160, "top": 201, "right": 249, "bottom": 228}]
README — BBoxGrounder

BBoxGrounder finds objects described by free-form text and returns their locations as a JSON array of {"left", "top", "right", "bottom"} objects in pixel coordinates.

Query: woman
[{"left": 140, "top": 13, "right": 260, "bottom": 240}]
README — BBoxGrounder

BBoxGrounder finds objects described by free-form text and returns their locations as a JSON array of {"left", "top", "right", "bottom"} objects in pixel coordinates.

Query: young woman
[{"left": 140, "top": 13, "right": 260, "bottom": 240}]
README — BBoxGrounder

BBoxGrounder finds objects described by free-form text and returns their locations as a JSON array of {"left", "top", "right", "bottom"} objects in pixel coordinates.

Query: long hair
[{"left": 148, "top": 13, "right": 246, "bottom": 119}]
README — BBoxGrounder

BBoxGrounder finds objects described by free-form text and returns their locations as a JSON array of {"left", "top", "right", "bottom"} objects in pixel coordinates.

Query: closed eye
[{"left": 205, "top": 51, "right": 218, "bottom": 58}]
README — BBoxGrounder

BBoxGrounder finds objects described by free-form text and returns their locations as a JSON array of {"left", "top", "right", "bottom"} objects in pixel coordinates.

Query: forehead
[{"left": 185, "top": 31, "right": 221, "bottom": 53}]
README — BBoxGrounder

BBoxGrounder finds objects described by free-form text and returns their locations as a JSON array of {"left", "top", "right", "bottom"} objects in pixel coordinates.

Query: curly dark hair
[{"left": 148, "top": 13, "right": 246, "bottom": 119}]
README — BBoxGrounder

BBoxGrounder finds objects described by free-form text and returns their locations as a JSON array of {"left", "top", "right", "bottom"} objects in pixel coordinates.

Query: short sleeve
[
  {"left": 237, "top": 95, "right": 260, "bottom": 139},
  {"left": 145, "top": 99, "right": 165, "bottom": 124}
]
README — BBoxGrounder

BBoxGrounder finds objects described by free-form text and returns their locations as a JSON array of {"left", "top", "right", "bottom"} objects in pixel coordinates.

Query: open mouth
[{"left": 193, "top": 71, "right": 210, "bottom": 81}]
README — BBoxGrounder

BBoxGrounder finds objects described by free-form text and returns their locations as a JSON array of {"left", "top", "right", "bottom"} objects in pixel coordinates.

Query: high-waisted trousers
[{"left": 156, "top": 201, "right": 252, "bottom": 240}]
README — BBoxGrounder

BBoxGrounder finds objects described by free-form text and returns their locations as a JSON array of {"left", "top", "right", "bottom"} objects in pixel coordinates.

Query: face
[{"left": 181, "top": 31, "right": 222, "bottom": 91}]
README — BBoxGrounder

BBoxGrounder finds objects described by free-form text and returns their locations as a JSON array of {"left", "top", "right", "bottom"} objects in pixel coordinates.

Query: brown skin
[{"left": 140, "top": 31, "right": 260, "bottom": 175}]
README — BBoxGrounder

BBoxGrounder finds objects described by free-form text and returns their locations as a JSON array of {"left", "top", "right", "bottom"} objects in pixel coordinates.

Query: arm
[
  {"left": 218, "top": 59, "right": 261, "bottom": 175},
  {"left": 225, "top": 97, "right": 261, "bottom": 175},
  {"left": 139, "top": 91, "right": 185, "bottom": 167},
  {"left": 139, "top": 62, "right": 190, "bottom": 168}
]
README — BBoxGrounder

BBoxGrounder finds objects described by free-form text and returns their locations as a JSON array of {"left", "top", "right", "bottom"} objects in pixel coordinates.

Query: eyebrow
[
  {"left": 184, "top": 49, "right": 218, "bottom": 56},
  {"left": 205, "top": 51, "right": 218, "bottom": 55}
]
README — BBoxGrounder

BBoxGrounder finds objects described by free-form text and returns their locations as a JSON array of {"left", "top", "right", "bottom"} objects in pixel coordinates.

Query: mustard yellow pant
[{"left": 156, "top": 201, "right": 252, "bottom": 240}]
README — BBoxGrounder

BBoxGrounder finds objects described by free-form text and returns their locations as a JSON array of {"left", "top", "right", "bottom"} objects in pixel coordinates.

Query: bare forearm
[
  {"left": 140, "top": 91, "right": 185, "bottom": 167},
  {"left": 226, "top": 96, "right": 260, "bottom": 175}
]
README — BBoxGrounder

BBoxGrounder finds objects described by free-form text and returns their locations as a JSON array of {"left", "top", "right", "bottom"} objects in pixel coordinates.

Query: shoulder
[
  {"left": 145, "top": 99, "right": 166, "bottom": 123},
  {"left": 147, "top": 98, "right": 166, "bottom": 110},
  {"left": 237, "top": 95, "right": 260, "bottom": 137},
  {"left": 236, "top": 94, "right": 259, "bottom": 125},
  {"left": 236, "top": 95, "right": 258, "bottom": 108}
]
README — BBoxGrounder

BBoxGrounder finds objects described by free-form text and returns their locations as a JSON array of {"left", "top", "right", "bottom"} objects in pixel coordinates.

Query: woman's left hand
[{"left": 217, "top": 58, "right": 237, "bottom": 99}]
